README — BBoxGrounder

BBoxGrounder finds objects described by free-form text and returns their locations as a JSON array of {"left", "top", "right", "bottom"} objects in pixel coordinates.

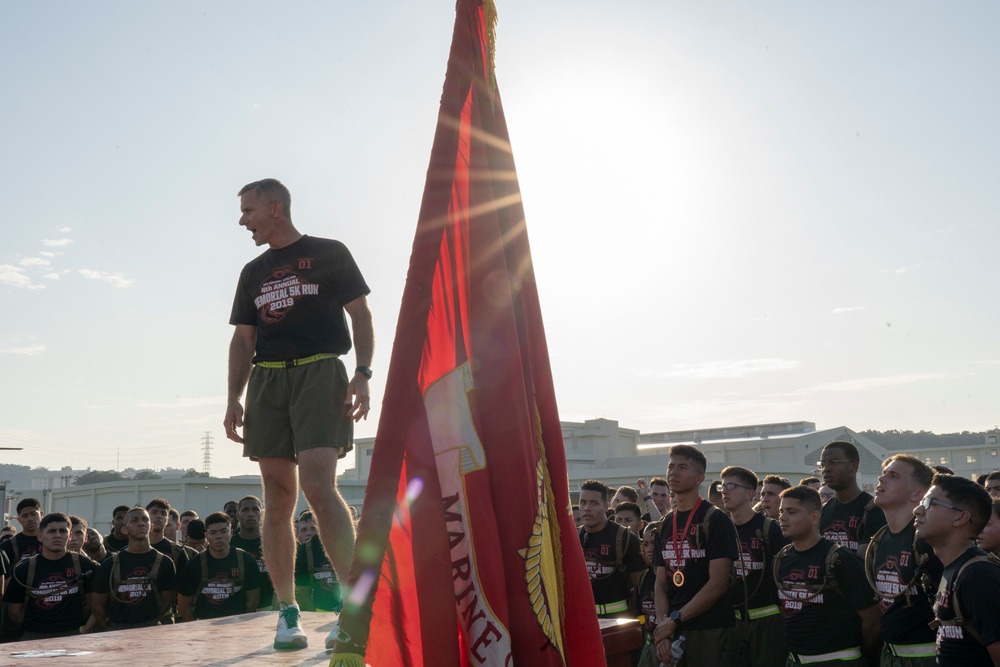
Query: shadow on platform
[{"left": 6, "top": 611, "right": 339, "bottom": 667}]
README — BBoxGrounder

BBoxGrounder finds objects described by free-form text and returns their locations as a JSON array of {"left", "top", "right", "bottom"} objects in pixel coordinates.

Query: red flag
[{"left": 331, "top": 1, "right": 606, "bottom": 665}]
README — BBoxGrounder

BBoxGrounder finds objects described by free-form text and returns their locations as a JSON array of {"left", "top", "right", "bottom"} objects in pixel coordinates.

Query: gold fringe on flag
[{"left": 483, "top": 0, "right": 498, "bottom": 95}]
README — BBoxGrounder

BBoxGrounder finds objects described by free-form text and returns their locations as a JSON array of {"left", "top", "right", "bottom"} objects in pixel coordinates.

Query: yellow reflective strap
[{"left": 256, "top": 353, "right": 337, "bottom": 369}]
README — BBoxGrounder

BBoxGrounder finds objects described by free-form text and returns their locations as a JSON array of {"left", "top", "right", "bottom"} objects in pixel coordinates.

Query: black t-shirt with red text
[
  {"left": 635, "top": 568, "right": 657, "bottom": 638},
  {"left": 934, "top": 547, "right": 1000, "bottom": 665},
  {"left": 870, "top": 523, "right": 941, "bottom": 645},
  {"left": 0, "top": 533, "right": 42, "bottom": 570},
  {"left": 94, "top": 549, "right": 177, "bottom": 624},
  {"left": 653, "top": 502, "right": 739, "bottom": 630},
  {"left": 580, "top": 520, "right": 645, "bottom": 610},
  {"left": 231, "top": 533, "right": 273, "bottom": 608},
  {"left": 2, "top": 553, "right": 96, "bottom": 633},
  {"left": 820, "top": 491, "right": 886, "bottom": 553},
  {"left": 178, "top": 548, "right": 260, "bottom": 619},
  {"left": 729, "top": 512, "right": 787, "bottom": 613},
  {"left": 776, "top": 538, "right": 879, "bottom": 654},
  {"left": 230, "top": 235, "right": 370, "bottom": 362}
]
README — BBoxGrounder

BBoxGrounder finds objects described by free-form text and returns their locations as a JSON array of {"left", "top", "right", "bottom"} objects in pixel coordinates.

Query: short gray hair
[{"left": 238, "top": 178, "right": 292, "bottom": 218}]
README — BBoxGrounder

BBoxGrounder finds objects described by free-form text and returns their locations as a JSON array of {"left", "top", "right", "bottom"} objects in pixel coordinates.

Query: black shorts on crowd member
[{"left": 244, "top": 356, "right": 353, "bottom": 460}]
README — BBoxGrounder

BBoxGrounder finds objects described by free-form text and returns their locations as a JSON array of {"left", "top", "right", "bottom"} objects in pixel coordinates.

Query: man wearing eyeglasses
[
  {"left": 869, "top": 455, "right": 943, "bottom": 667},
  {"left": 721, "top": 466, "right": 788, "bottom": 667},
  {"left": 914, "top": 475, "right": 1000, "bottom": 666},
  {"left": 818, "top": 441, "right": 887, "bottom": 557}
]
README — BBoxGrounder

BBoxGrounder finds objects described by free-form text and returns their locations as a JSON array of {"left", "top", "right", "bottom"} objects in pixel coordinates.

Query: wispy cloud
[
  {"left": 39, "top": 251, "right": 63, "bottom": 258},
  {"left": 656, "top": 358, "right": 800, "bottom": 379},
  {"left": 78, "top": 269, "right": 134, "bottom": 288},
  {"left": 829, "top": 306, "right": 864, "bottom": 315},
  {"left": 795, "top": 372, "right": 948, "bottom": 394},
  {"left": 20, "top": 257, "right": 51, "bottom": 267},
  {"left": 42, "top": 273, "right": 60, "bottom": 281},
  {"left": 42, "top": 239, "right": 73, "bottom": 248},
  {"left": 0, "top": 265, "right": 45, "bottom": 290},
  {"left": 879, "top": 264, "right": 921, "bottom": 275},
  {"left": 59, "top": 226, "right": 72, "bottom": 233},
  {"left": 0, "top": 344, "right": 46, "bottom": 356}
]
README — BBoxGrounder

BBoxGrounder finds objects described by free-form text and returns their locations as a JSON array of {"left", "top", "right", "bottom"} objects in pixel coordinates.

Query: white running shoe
[
  {"left": 325, "top": 619, "right": 343, "bottom": 650},
  {"left": 274, "top": 603, "right": 308, "bottom": 650}
]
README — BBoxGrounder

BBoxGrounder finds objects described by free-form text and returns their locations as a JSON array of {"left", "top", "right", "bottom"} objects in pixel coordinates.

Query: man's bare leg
[
  {"left": 258, "top": 456, "right": 299, "bottom": 605},
  {"left": 298, "top": 448, "right": 356, "bottom": 584}
]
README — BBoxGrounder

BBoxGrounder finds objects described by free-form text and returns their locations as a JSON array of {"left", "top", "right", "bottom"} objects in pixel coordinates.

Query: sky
[{"left": 1, "top": 2, "right": 998, "bottom": 480}]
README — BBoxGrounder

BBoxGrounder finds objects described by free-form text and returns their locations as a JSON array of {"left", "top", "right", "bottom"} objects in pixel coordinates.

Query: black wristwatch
[
  {"left": 669, "top": 610, "right": 683, "bottom": 630},
  {"left": 643, "top": 495, "right": 652, "bottom": 501},
  {"left": 355, "top": 365, "right": 373, "bottom": 379}
]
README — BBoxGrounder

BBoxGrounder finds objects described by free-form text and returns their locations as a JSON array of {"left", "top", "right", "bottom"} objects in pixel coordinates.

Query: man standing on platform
[
  {"left": 578, "top": 480, "right": 645, "bottom": 619},
  {"left": 819, "top": 441, "right": 887, "bottom": 557},
  {"left": 3, "top": 512, "right": 97, "bottom": 640},
  {"left": 224, "top": 178, "right": 374, "bottom": 650},
  {"left": 868, "top": 455, "right": 942, "bottom": 666},
  {"left": 652, "top": 445, "right": 739, "bottom": 666},
  {"left": 230, "top": 495, "right": 273, "bottom": 609},
  {"left": 721, "top": 465, "right": 788, "bottom": 667}
]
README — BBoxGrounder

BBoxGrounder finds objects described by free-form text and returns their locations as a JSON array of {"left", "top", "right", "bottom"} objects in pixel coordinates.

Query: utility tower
[{"left": 202, "top": 431, "right": 213, "bottom": 476}]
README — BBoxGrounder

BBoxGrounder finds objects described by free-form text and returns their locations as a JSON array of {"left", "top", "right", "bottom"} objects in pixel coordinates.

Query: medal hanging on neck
[{"left": 670, "top": 497, "right": 702, "bottom": 588}]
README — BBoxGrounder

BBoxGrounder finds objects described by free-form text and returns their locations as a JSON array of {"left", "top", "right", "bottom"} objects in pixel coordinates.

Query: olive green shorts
[{"left": 244, "top": 357, "right": 354, "bottom": 461}]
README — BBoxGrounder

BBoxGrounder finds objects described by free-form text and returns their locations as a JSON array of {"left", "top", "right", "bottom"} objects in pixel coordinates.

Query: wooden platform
[
  {"left": 6, "top": 611, "right": 340, "bottom": 666},
  {"left": 6, "top": 613, "right": 641, "bottom": 666}
]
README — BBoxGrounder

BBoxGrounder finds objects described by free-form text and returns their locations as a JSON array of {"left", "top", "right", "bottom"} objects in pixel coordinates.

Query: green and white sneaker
[{"left": 274, "top": 603, "right": 308, "bottom": 650}]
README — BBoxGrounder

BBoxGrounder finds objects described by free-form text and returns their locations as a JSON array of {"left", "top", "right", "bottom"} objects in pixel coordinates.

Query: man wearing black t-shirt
[
  {"left": 224, "top": 178, "right": 374, "bottom": 650},
  {"left": 178, "top": 512, "right": 260, "bottom": 620},
  {"left": 146, "top": 498, "right": 194, "bottom": 573},
  {"left": 230, "top": 495, "right": 273, "bottom": 609},
  {"left": 92, "top": 507, "right": 177, "bottom": 630},
  {"left": 3, "top": 512, "right": 96, "bottom": 640},
  {"left": 870, "top": 455, "right": 942, "bottom": 666},
  {"left": 653, "top": 446, "right": 739, "bottom": 666},
  {"left": 578, "top": 480, "right": 645, "bottom": 620},
  {"left": 1, "top": 498, "right": 43, "bottom": 572},
  {"left": 775, "top": 485, "right": 881, "bottom": 666},
  {"left": 721, "top": 465, "right": 788, "bottom": 667},
  {"left": 915, "top": 475, "right": 1000, "bottom": 665},
  {"left": 1, "top": 499, "right": 44, "bottom": 640},
  {"left": 819, "top": 441, "right": 887, "bottom": 557},
  {"left": 103, "top": 505, "right": 130, "bottom": 553}
]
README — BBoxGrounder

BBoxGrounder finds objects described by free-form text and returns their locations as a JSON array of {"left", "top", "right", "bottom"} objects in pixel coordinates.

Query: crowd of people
[
  {"left": 578, "top": 441, "right": 1000, "bottom": 667},
  {"left": 0, "top": 494, "right": 346, "bottom": 643}
]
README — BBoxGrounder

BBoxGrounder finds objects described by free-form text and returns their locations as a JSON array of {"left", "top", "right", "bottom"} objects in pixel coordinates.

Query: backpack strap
[
  {"left": 696, "top": 504, "right": 716, "bottom": 550},
  {"left": 760, "top": 517, "right": 774, "bottom": 552},
  {"left": 111, "top": 552, "right": 121, "bottom": 592},
  {"left": 25, "top": 554, "right": 38, "bottom": 595},
  {"left": 12, "top": 536, "right": 20, "bottom": 562},
  {"left": 823, "top": 542, "right": 842, "bottom": 595},
  {"left": 149, "top": 551, "right": 163, "bottom": 598},
  {"left": 857, "top": 496, "right": 878, "bottom": 537},
  {"left": 614, "top": 522, "right": 628, "bottom": 571}
]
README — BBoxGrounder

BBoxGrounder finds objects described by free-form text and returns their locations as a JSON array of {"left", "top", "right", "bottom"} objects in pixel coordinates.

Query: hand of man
[
  {"left": 345, "top": 375, "right": 371, "bottom": 422},
  {"left": 637, "top": 479, "right": 648, "bottom": 493},
  {"left": 655, "top": 635, "right": 675, "bottom": 665},
  {"left": 652, "top": 617, "right": 675, "bottom": 645},
  {"left": 224, "top": 400, "right": 245, "bottom": 443}
]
